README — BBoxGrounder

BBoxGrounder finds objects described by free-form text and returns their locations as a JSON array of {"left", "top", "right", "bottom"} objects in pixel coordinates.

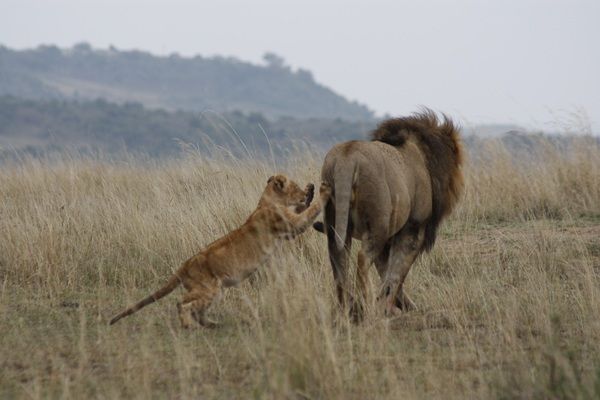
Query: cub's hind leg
[
  {"left": 177, "top": 299, "right": 195, "bottom": 329},
  {"left": 177, "top": 277, "right": 222, "bottom": 329},
  {"left": 177, "top": 290, "right": 219, "bottom": 329},
  {"left": 190, "top": 293, "right": 220, "bottom": 329},
  {"left": 189, "top": 301, "right": 219, "bottom": 328}
]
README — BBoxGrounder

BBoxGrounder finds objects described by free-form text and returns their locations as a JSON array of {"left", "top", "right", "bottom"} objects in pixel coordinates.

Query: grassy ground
[{"left": 1, "top": 139, "right": 600, "bottom": 399}]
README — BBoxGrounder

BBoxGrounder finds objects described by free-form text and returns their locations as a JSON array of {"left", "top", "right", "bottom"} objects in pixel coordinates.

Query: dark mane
[{"left": 371, "top": 108, "right": 464, "bottom": 252}]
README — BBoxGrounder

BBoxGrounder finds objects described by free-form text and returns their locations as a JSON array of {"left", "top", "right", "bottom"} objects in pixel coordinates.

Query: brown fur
[
  {"left": 317, "top": 108, "right": 463, "bottom": 318},
  {"left": 371, "top": 108, "right": 463, "bottom": 251},
  {"left": 110, "top": 175, "right": 331, "bottom": 328}
]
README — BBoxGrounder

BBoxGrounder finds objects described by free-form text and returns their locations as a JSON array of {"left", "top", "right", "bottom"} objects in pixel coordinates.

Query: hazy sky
[{"left": 2, "top": 0, "right": 599, "bottom": 132}]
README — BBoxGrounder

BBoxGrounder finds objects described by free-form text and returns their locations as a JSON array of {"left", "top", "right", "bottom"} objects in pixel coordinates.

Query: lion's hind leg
[
  {"left": 356, "top": 250, "right": 371, "bottom": 305},
  {"left": 380, "top": 223, "right": 425, "bottom": 317},
  {"left": 398, "top": 291, "right": 417, "bottom": 311},
  {"left": 354, "top": 248, "right": 375, "bottom": 320},
  {"left": 372, "top": 249, "right": 417, "bottom": 313}
]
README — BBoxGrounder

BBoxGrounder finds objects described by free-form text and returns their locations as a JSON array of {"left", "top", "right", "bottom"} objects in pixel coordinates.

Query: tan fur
[
  {"left": 317, "top": 109, "right": 463, "bottom": 319},
  {"left": 110, "top": 175, "right": 331, "bottom": 328}
]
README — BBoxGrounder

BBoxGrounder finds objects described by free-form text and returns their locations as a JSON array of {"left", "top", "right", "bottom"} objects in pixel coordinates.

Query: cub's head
[{"left": 265, "top": 174, "right": 314, "bottom": 212}]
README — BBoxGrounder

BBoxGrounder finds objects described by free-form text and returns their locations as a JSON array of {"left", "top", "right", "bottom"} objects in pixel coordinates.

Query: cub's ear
[{"left": 268, "top": 175, "right": 286, "bottom": 192}]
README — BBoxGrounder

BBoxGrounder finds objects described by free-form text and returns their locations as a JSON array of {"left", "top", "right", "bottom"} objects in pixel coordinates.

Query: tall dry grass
[{"left": 1, "top": 138, "right": 599, "bottom": 399}]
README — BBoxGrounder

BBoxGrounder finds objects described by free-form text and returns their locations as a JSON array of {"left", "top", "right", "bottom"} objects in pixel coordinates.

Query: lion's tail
[
  {"left": 333, "top": 161, "right": 359, "bottom": 250},
  {"left": 109, "top": 274, "right": 181, "bottom": 325}
]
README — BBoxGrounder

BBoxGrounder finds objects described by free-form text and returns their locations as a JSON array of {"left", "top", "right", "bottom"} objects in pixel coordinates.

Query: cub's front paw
[{"left": 304, "top": 183, "right": 315, "bottom": 206}]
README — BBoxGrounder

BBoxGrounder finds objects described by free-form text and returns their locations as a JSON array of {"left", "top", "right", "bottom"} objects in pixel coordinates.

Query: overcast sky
[{"left": 2, "top": 0, "right": 599, "bottom": 132}]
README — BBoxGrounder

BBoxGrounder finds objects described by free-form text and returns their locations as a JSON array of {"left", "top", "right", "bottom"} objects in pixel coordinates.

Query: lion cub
[{"left": 110, "top": 174, "right": 331, "bottom": 328}]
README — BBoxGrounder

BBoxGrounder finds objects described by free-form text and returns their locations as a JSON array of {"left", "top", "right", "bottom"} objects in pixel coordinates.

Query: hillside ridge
[{"left": 0, "top": 43, "right": 373, "bottom": 120}]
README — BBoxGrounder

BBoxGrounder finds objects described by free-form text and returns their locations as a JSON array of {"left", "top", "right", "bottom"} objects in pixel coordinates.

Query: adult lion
[{"left": 316, "top": 109, "right": 463, "bottom": 318}]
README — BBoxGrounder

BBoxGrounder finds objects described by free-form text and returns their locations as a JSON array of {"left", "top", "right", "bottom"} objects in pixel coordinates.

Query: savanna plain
[{"left": 1, "top": 137, "right": 600, "bottom": 399}]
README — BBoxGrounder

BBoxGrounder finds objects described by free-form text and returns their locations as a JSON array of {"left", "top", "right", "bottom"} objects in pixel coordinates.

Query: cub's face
[{"left": 267, "top": 174, "right": 314, "bottom": 212}]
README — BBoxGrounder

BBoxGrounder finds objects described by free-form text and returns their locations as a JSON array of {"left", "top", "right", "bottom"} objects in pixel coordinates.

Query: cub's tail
[{"left": 109, "top": 274, "right": 181, "bottom": 325}]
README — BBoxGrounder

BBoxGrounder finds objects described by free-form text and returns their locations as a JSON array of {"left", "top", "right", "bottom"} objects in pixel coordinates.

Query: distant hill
[
  {"left": 0, "top": 43, "right": 373, "bottom": 121},
  {"left": 0, "top": 96, "right": 375, "bottom": 158},
  {"left": 1, "top": 96, "right": 589, "bottom": 162}
]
